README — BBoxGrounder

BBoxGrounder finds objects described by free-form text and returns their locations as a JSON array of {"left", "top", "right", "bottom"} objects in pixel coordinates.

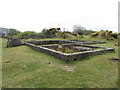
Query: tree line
[{"left": 0, "top": 25, "right": 118, "bottom": 40}]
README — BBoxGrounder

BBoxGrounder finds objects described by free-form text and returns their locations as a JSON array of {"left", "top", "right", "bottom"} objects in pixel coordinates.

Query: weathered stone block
[{"left": 7, "top": 37, "right": 22, "bottom": 47}]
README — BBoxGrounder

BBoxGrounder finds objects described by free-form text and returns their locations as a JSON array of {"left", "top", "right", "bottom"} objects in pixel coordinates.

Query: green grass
[{"left": 2, "top": 38, "right": 118, "bottom": 88}]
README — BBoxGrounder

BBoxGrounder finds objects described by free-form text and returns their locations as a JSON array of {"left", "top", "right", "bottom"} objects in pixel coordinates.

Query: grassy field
[{"left": 2, "top": 37, "right": 118, "bottom": 88}]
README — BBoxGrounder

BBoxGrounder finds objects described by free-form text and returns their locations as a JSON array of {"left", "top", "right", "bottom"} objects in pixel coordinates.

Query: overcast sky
[{"left": 0, "top": 0, "right": 119, "bottom": 32}]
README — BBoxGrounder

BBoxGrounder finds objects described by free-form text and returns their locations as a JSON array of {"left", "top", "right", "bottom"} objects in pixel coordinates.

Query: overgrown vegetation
[
  {"left": 91, "top": 30, "right": 118, "bottom": 40},
  {"left": 18, "top": 31, "right": 38, "bottom": 39}
]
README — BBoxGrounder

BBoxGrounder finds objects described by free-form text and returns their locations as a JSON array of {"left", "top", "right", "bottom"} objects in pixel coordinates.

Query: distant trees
[
  {"left": 73, "top": 24, "right": 86, "bottom": 34},
  {"left": 0, "top": 27, "right": 21, "bottom": 38},
  {"left": 41, "top": 28, "right": 61, "bottom": 34},
  {"left": 1, "top": 26, "right": 117, "bottom": 40},
  {"left": 17, "top": 28, "right": 62, "bottom": 39},
  {"left": 8, "top": 28, "right": 20, "bottom": 36},
  {"left": 18, "top": 31, "right": 37, "bottom": 39},
  {"left": 72, "top": 24, "right": 95, "bottom": 35},
  {"left": 41, "top": 28, "right": 61, "bottom": 38}
]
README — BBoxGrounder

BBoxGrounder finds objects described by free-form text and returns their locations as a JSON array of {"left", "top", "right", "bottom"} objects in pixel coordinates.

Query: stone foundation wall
[
  {"left": 26, "top": 40, "right": 59, "bottom": 45},
  {"left": 70, "top": 40, "right": 106, "bottom": 44},
  {"left": 26, "top": 40, "right": 73, "bottom": 45},
  {"left": 41, "top": 45, "right": 58, "bottom": 50},
  {"left": 73, "top": 46, "right": 93, "bottom": 51},
  {"left": 26, "top": 40, "right": 106, "bottom": 45},
  {"left": 25, "top": 42, "right": 66, "bottom": 60},
  {"left": 25, "top": 42, "right": 114, "bottom": 62},
  {"left": 61, "top": 43, "right": 105, "bottom": 48}
]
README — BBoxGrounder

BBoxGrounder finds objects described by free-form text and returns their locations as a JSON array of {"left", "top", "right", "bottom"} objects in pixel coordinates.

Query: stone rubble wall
[
  {"left": 26, "top": 40, "right": 60, "bottom": 45},
  {"left": 7, "top": 39, "right": 114, "bottom": 62},
  {"left": 64, "top": 48, "right": 114, "bottom": 62},
  {"left": 26, "top": 40, "right": 73, "bottom": 45},
  {"left": 25, "top": 42, "right": 66, "bottom": 61},
  {"left": 41, "top": 45, "right": 58, "bottom": 50},
  {"left": 25, "top": 42, "right": 114, "bottom": 63},
  {"left": 74, "top": 44, "right": 105, "bottom": 48},
  {"left": 70, "top": 40, "right": 106, "bottom": 44},
  {"left": 62, "top": 43, "right": 74, "bottom": 49},
  {"left": 61, "top": 43, "right": 105, "bottom": 48},
  {"left": 73, "top": 46, "right": 93, "bottom": 51},
  {"left": 26, "top": 40, "right": 106, "bottom": 45},
  {"left": 6, "top": 39, "right": 106, "bottom": 48},
  {"left": 7, "top": 37, "right": 23, "bottom": 47}
]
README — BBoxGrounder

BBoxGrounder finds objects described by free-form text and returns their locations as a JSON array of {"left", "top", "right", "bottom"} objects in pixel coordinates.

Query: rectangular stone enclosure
[{"left": 24, "top": 40, "right": 114, "bottom": 62}]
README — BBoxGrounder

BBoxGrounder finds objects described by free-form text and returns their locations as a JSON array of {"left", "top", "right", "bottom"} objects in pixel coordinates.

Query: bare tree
[{"left": 73, "top": 24, "right": 86, "bottom": 35}]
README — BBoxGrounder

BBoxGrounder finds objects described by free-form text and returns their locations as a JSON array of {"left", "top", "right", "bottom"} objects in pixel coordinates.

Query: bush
[
  {"left": 7, "top": 29, "right": 21, "bottom": 36},
  {"left": 18, "top": 31, "right": 36, "bottom": 39},
  {"left": 91, "top": 32, "right": 99, "bottom": 37},
  {"left": 61, "top": 34, "right": 68, "bottom": 39},
  {"left": 91, "top": 30, "right": 118, "bottom": 40},
  {"left": 72, "top": 33, "right": 77, "bottom": 36},
  {"left": 110, "top": 33, "right": 118, "bottom": 39}
]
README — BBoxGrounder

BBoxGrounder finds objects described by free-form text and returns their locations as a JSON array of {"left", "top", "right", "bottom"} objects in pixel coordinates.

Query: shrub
[
  {"left": 18, "top": 31, "right": 36, "bottom": 39},
  {"left": 110, "top": 33, "right": 118, "bottom": 39},
  {"left": 7, "top": 29, "right": 21, "bottom": 36},
  {"left": 91, "top": 32, "right": 99, "bottom": 37},
  {"left": 91, "top": 30, "right": 118, "bottom": 40}
]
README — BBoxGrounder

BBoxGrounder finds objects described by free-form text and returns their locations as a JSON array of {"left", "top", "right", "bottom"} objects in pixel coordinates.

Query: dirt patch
[
  {"left": 62, "top": 65, "right": 75, "bottom": 72},
  {"left": 19, "top": 64, "right": 26, "bottom": 69},
  {"left": 5, "top": 60, "right": 11, "bottom": 63},
  {"left": 108, "top": 58, "right": 120, "bottom": 61},
  {"left": 48, "top": 62, "right": 54, "bottom": 66}
]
